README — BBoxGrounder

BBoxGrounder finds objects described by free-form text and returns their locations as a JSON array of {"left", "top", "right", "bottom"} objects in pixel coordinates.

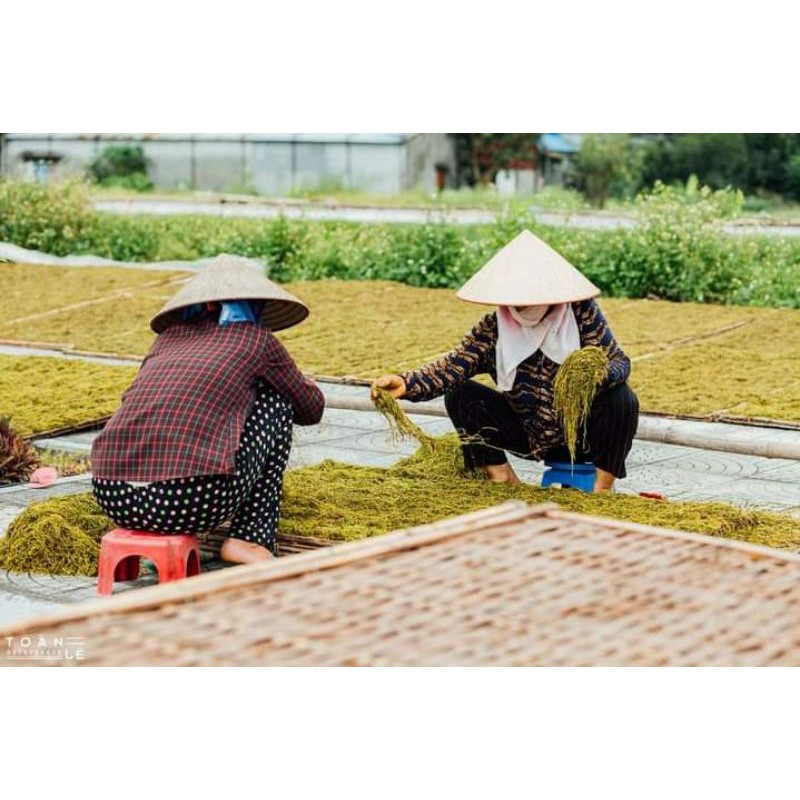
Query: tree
[
  {"left": 573, "top": 134, "right": 641, "bottom": 207},
  {"left": 743, "top": 133, "right": 800, "bottom": 195},
  {"left": 452, "top": 134, "right": 539, "bottom": 186},
  {"left": 641, "top": 133, "right": 800, "bottom": 196},
  {"left": 786, "top": 154, "right": 800, "bottom": 201}
]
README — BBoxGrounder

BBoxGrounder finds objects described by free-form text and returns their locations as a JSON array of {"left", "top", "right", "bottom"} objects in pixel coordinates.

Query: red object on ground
[
  {"left": 29, "top": 467, "right": 58, "bottom": 488},
  {"left": 97, "top": 529, "right": 201, "bottom": 596},
  {"left": 639, "top": 491, "right": 667, "bottom": 501}
]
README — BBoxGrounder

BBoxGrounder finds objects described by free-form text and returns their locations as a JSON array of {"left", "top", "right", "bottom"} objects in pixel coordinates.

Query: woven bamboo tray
[{"left": 5, "top": 501, "right": 800, "bottom": 666}]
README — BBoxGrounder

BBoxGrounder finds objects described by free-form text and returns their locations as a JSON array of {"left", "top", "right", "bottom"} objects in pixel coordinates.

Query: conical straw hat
[
  {"left": 457, "top": 230, "right": 600, "bottom": 306},
  {"left": 150, "top": 254, "right": 309, "bottom": 333}
]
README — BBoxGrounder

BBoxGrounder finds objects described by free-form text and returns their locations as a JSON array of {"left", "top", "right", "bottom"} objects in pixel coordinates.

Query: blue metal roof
[{"left": 538, "top": 133, "right": 583, "bottom": 155}]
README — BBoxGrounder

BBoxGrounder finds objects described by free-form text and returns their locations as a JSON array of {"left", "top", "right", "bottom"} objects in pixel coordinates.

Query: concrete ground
[{"left": 2, "top": 392, "right": 799, "bottom": 627}]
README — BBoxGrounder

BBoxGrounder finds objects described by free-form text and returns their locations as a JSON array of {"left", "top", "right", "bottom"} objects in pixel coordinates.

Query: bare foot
[
  {"left": 484, "top": 463, "right": 522, "bottom": 485},
  {"left": 220, "top": 537, "right": 275, "bottom": 564},
  {"left": 593, "top": 467, "right": 616, "bottom": 493}
]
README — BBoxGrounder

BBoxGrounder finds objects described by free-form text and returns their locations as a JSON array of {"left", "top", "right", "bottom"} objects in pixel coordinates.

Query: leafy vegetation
[
  {"left": 787, "top": 154, "right": 800, "bottom": 202},
  {"left": 89, "top": 145, "right": 153, "bottom": 191},
  {"left": 1, "top": 179, "right": 798, "bottom": 307}
]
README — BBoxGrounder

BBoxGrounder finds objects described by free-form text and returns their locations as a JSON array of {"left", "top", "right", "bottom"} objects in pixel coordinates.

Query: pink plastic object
[
  {"left": 639, "top": 491, "right": 667, "bottom": 502},
  {"left": 29, "top": 467, "right": 58, "bottom": 488}
]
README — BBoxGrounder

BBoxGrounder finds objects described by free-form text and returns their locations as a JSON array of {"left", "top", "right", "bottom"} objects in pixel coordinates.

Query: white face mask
[{"left": 509, "top": 305, "right": 549, "bottom": 327}]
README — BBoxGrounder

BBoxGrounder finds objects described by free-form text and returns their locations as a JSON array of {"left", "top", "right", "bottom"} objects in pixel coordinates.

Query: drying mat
[
  {"left": 4, "top": 501, "right": 800, "bottom": 666},
  {"left": 200, "top": 522, "right": 329, "bottom": 558}
]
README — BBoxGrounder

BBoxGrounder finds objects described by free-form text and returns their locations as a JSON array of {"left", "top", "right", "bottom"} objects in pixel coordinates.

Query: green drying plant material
[
  {"left": 0, "top": 416, "right": 40, "bottom": 485},
  {"left": 372, "top": 387, "right": 470, "bottom": 479},
  {"left": 280, "top": 459, "right": 800, "bottom": 552},
  {"left": 3, "top": 458, "right": 800, "bottom": 577},
  {"left": 553, "top": 347, "right": 609, "bottom": 463},
  {"left": 373, "top": 388, "right": 435, "bottom": 449},
  {"left": 3, "top": 264, "right": 800, "bottom": 424},
  {"left": 0, "top": 355, "right": 138, "bottom": 437},
  {"left": 0, "top": 494, "right": 111, "bottom": 576},
  {"left": 2, "top": 378, "right": 798, "bottom": 579}
]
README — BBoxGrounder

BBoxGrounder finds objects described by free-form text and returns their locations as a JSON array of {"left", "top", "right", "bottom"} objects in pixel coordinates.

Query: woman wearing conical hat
[
  {"left": 91, "top": 255, "right": 325, "bottom": 563},
  {"left": 372, "top": 230, "right": 639, "bottom": 492}
]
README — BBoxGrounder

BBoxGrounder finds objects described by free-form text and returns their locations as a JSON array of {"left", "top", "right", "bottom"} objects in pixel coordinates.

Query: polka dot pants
[{"left": 92, "top": 385, "right": 293, "bottom": 552}]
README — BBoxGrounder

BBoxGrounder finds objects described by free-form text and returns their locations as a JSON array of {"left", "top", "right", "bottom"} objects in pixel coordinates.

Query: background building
[
  {"left": 537, "top": 133, "right": 583, "bottom": 186},
  {"left": 0, "top": 133, "right": 593, "bottom": 196},
  {"left": 0, "top": 133, "right": 459, "bottom": 195}
]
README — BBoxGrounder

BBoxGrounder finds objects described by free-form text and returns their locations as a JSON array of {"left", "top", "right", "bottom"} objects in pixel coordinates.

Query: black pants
[{"left": 443, "top": 380, "right": 639, "bottom": 479}]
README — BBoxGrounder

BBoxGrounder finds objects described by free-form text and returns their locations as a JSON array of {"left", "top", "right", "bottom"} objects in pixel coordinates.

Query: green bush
[
  {"left": 83, "top": 213, "right": 162, "bottom": 261},
  {"left": 0, "top": 179, "right": 797, "bottom": 308},
  {"left": 0, "top": 180, "right": 162, "bottom": 261},
  {"left": 611, "top": 181, "right": 748, "bottom": 303},
  {"left": 89, "top": 145, "right": 153, "bottom": 191},
  {"left": 0, "top": 179, "right": 96, "bottom": 255}
]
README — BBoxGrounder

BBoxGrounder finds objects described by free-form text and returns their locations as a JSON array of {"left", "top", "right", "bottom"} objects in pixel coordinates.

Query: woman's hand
[{"left": 371, "top": 374, "right": 406, "bottom": 400}]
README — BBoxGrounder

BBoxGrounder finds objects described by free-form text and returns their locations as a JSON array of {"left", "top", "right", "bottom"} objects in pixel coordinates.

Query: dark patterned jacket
[
  {"left": 92, "top": 318, "right": 324, "bottom": 482},
  {"left": 400, "top": 299, "right": 631, "bottom": 459}
]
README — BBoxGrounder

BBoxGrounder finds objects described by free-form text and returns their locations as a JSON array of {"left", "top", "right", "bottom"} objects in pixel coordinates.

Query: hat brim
[
  {"left": 149, "top": 254, "right": 310, "bottom": 333},
  {"left": 151, "top": 297, "right": 309, "bottom": 334},
  {"left": 457, "top": 287, "right": 600, "bottom": 307}
]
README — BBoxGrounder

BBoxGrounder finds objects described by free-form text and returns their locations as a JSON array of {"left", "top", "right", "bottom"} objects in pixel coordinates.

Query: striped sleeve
[
  {"left": 401, "top": 313, "right": 497, "bottom": 402},
  {"left": 574, "top": 299, "right": 631, "bottom": 388}
]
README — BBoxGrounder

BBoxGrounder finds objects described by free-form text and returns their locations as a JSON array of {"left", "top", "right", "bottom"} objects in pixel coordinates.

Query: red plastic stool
[{"left": 97, "top": 529, "right": 201, "bottom": 596}]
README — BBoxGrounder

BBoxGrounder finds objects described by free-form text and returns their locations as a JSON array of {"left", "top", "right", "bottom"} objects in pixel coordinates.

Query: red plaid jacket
[{"left": 91, "top": 319, "right": 324, "bottom": 481}]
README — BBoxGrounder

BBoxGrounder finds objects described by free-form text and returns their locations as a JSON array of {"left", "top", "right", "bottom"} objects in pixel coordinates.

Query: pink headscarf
[{"left": 495, "top": 303, "right": 580, "bottom": 391}]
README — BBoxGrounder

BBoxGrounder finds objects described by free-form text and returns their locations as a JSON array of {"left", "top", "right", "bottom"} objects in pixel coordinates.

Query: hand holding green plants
[{"left": 371, "top": 375, "right": 406, "bottom": 400}]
